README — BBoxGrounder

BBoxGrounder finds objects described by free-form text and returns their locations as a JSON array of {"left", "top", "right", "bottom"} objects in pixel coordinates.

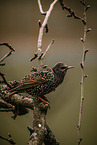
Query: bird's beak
[{"left": 67, "top": 66, "right": 74, "bottom": 69}]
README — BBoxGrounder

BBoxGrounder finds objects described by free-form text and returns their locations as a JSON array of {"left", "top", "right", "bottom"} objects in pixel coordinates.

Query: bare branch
[
  {"left": 0, "top": 94, "right": 34, "bottom": 111},
  {"left": 30, "top": 0, "right": 58, "bottom": 63},
  {"left": 37, "top": 0, "right": 58, "bottom": 63},
  {"left": 77, "top": 2, "right": 90, "bottom": 145},
  {"left": 59, "top": 0, "right": 81, "bottom": 19},
  {"left": 44, "top": 123, "right": 59, "bottom": 145},
  {"left": 38, "top": 0, "right": 47, "bottom": 15},
  {"left": 80, "top": 0, "right": 86, "bottom": 6},
  {"left": 0, "top": 133, "right": 16, "bottom": 145},
  {"left": 0, "top": 108, "right": 14, "bottom": 112},
  {"left": 0, "top": 83, "right": 34, "bottom": 110},
  {"left": 41, "top": 39, "right": 54, "bottom": 60},
  {"left": 0, "top": 72, "right": 12, "bottom": 88},
  {"left": 0, "top": 51, "right": 12, "bottom": 63},
  {"left": 0, "top": 42, "right": 15, "bottom": 51},
  {"left": 28, "top": 101, "right": 58, "bottom": 145},
  {"left": 29, "top": 53, "right": 38, "bottom": 61},
  {"left": 0, "top": 42, "right": 15, "bottom": 65},
  {"left": 0, "top": 99, "right": 14, "bottom": 109}
]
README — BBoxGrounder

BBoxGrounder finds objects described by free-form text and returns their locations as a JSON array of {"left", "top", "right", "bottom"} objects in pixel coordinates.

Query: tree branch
[
  {"left": 37, "top": 0, "right": 58, "bottom": 57},
  {"left": 28, "top": 101, "right": 59, "bottom": 145},
  {"left": 59, "top": 0, "right": 81, "bottom": 19},
  {"left": 30, "top": 0, "right": 58, "bottom": 64},
  {"left": 44, "top": 123, "right": 59, "bottom": 145},
  {"left": 0, "top": 93, "right": 34, "bottom": 111},
  {"left": 0, "top": 42, "right": 15, "bottom": 66},
  {"left": 0, "top": 99, "right": 14, "bottom": 110},
  {"left": 77, "top": 1, "right": 91, "bottom": 145},
  {"left": 38, "top": 0, "right": 47, "bottom": 15},
  {"left": 0, "top": 133, "right": 16, "bottom": 145},
  {"left": 58, "top": 0, "right": 89, "bottom": 25},
  {"left": 41, "top": 39, "right": 54, "bottom": 60},
  {"left": 0, "top": 72, "right": 12, "bottom": 88}
]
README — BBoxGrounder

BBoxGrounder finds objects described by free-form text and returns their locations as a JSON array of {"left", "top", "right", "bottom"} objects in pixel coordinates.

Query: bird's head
[{"left": 52, "top": 62, "right": 74, "bottom": 83}]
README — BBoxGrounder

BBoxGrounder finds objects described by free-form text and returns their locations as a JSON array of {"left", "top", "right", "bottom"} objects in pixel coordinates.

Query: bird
[{"left": 7, "top": 62, "right": 74, "bottom": 104}]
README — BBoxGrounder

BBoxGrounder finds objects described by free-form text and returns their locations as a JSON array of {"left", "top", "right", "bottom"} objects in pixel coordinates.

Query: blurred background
[{"left": 0, "top": 0, "right": 97, "bottom": 145}]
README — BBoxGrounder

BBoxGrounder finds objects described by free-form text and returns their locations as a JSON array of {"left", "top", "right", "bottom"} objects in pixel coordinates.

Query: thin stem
[
  {"left": 41, "top": 39, "right": 54, "bottom": 60},
  {"left": 77, "top": 6, "right": 87, "bottom": 145},
  {"left": 0, "top": 42, "right": 15, "bottom": 66},
  {"left": 0, "top": 133, "right": 16, "bottom": 145},
  {"left": 0, "top": 72, "right": 12, "bottom": 88},
  {"left": 37, "top": 0, "right": 58, "bottom": 63},
  {"left": 38, "top": 0, "right": 47, "bottom": 15}
]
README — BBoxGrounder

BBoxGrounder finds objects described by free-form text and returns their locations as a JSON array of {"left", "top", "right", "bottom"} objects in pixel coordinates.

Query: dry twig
[
  {"left": 30, "top": 0, "right": 58, "bottom": 65},
  {"left": 0, "top": 42, "right": 15, "bottom": 66},
  {"left": 59, "top": 0, "right": 91, "bottom": 144},
  {"left": 77, "top": 1, "right": 91, "bottom": 145},
  {"left": 0, "top": 133, "right": 16, "bottom": 145}
]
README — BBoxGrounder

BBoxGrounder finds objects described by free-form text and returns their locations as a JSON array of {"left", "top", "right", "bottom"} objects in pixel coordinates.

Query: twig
[
  {"left": 59, "top": 1, "right": 90, "bottom": 144},
  {"left": 59, "top": 0, "right": 89, "bottom": 26},
  {"left": 0, "top": 42, "right": 15, "bottom": 51},
  {"left": 37, "top": 0, "right": 58, "bottom": 64},
  {"left": 0, "top": 133, "right": 16, "bottom": 145},
  {"left": 38, "top": 0, "right": 47, "bottom": 15},
  {"left": 0, "top": 51, "right": 12, "bottom": 63},
  {"left": 0, "top": 108, "right": 14, "bottom": 112},
  {"left": 41, "top": 39, "right": 54, "bottom": 60},
  {"left": 59, "top": 0, "right": 81, "bottom": 19},
  {"left": 77, "top": 1, "right": 90, "bottom": 145},
  {"left": 29, "top": 53, "right": 38, "bottom": 61},
  {"left": 0, "top": 72, "right": 12, "bottom": 88},
  {"left": 0, "top": 99, "right": 14, "bottom": 109},
  {"left": 0, "top": 42, "right": 15, "bottom": 66},
  {"left": 30, "top": 0, "right": 58, "bottom": 63}
]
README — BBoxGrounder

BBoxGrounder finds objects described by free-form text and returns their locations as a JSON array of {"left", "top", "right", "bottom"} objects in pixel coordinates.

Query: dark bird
[{"left": 8, "top": 62, "right": 74, "bottom": 104}]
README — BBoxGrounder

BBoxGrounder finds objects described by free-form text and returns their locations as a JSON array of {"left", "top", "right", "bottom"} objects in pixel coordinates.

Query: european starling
[{"left": 8, "top": 62, "right": 74, "bottom": 104}]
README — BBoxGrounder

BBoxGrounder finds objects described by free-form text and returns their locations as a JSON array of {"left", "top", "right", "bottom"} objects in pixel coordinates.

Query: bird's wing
[
  {"left": 10, "top": 70, "right": 54, "bottom": 92},
  {"left": 10, "top": 77, "right": 49, "bottom": 92}
]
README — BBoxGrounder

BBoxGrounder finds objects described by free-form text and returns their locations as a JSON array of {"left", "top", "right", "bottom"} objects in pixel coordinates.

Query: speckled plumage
[{"left": 9, "top": 62, "right": 73, "bottom": 102}]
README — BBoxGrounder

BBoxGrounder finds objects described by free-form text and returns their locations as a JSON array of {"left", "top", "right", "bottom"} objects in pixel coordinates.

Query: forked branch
[
  {"left": 0, "top": 133, "right": 16, "bottom": 145},
  {"left": 30, "top": 0, "right": 58, "bottom": 64},
  {"left": 0, "top": 42, "right": 15, "bottom": 66}
]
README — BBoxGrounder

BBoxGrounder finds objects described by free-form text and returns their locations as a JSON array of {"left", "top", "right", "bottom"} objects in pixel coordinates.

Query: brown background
[{"left": 0, "top": 0, "right": 97, "bottom": 145}]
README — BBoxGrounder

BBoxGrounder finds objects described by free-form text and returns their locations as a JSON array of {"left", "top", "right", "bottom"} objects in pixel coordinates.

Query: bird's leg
[
  {"left": 42, "top": 95, "right": 49, "bottom": 102},
  {"left": 36, "top": 96, "right": 49, "bottom": 104}
]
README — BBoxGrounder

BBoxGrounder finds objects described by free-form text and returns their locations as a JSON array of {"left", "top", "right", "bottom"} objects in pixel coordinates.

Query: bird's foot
[
  {"left": 36, "top": 95, "right": 50, "bottom": 109},
  {"left": 36, "top": 95, "right": 49, "bottom": 104},
  {"left": 39, "top": 101, "right": 50, "bottom": 109}
]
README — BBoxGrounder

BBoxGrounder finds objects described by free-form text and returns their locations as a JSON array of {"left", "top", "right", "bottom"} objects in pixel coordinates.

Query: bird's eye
[{"left": 61, "top": 66, "right": 66, "bottom": 70}]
